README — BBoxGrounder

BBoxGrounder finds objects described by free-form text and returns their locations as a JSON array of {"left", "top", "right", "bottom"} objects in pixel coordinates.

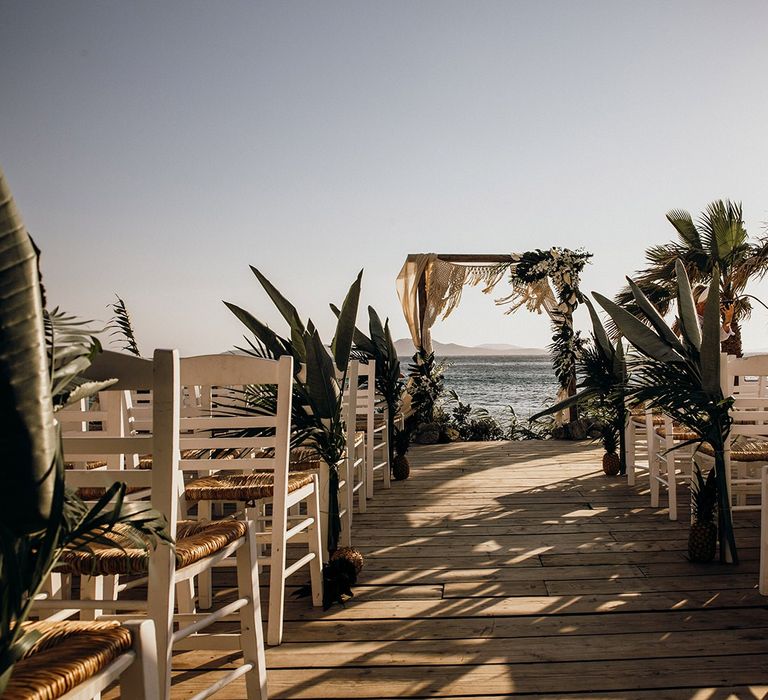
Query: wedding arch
[{"left": 396, "top": 249, "right": 592, "bottom": 423}]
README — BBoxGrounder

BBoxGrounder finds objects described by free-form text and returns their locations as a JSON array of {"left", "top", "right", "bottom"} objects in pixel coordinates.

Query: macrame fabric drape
[{"left": 396, "top": 253, "right": 572, "bottom": 424}]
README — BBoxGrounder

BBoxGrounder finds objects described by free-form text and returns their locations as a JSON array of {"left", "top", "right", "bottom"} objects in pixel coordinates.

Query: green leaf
[
  {"left": 368, "top": 305, "right": 388, "bottom": 358},
  {"left": 0, "top": 167, "right": 57, "bottom": 533},
  {"left": 626, "top": 277, "right": 687, "bottom": 354},
  {"left": 592, "top": 292, "right": 686, "bottom": 364},
  {"left": 304, "top": 329, "right": 339, "bottom": 420},
  {"left": 583, "top": 297, "right": 613, "bottom": 360},
  {"left": 700, "top": 273, "right": 721, "bottom": 394},
  {"left": 675, "top": 259, "right": 702, "bottom": 350},
  {"left": 223, "top": 302, "right": 291, "bottom": 360},
  {"left": 250, "top": 267, "right": 306, "bottom": 339},
  {"left": 331, "top": 271, "right": 363, "bottom": 372}
]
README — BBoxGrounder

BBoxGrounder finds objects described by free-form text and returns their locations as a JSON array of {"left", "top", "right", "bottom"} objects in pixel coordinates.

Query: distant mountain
[{"left": 394, "top": 338, "right": 548, "bottom": 357}]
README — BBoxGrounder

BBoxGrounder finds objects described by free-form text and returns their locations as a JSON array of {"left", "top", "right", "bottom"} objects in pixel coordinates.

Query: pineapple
[
  {"left": 688, "top": 463, "right": 717, "bottom": 563},
  {"left": 392, "top": 426, "right": 411, "bottom": 481},
  {"left": 601, "top": 425, "right": 621, "bottom": 476}
]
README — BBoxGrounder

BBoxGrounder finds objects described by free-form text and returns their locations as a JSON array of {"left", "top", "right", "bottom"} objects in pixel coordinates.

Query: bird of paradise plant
[
  {"left": 225, "top": 267, "right": 362, "bottom": 554},
  {"left": 595, "top": 260, "right": 736, "bottom": 563}
]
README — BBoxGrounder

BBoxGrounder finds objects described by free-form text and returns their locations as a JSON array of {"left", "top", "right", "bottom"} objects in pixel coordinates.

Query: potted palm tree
[
  {"left": 614, "top": 200, "right": 768, "bottom": 356},
  {"left": 225, "top": 267, "right": 362, "bottom": 554},
  {"left": 595, "top": 260, "right": 737, "bottom": 563}
]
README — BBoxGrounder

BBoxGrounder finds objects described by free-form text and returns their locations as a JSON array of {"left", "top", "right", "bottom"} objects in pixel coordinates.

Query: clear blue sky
[{"left": 2, "top": 1, "right": 768, "bottom": 353}]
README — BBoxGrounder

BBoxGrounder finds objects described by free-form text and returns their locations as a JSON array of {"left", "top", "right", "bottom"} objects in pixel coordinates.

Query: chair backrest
[
  {"left": 339, "top": 360, "right": 360, "bottom": 457},
  {"left": 355, "top": 360, "right": 377, "bottom": 417},
  {"left": 724, "top": 354, "right": 768, "bottom": 398},
  {"left": 176, "top": 354, "right": 293, "bottom": 477},
  {"left": 63, "top": 349, "right": 181, "bottom": 528}
]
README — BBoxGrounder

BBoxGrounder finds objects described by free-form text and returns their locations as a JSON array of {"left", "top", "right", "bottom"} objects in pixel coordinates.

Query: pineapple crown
[
  {"left": 691, "top": 462, "right": 717, "bottom": 523},
  {"left": 394, "top": 426, "right": 411, "bottom": 457},
  {"left": 600, "top": 423, "right": 618, "bottom": 455}
]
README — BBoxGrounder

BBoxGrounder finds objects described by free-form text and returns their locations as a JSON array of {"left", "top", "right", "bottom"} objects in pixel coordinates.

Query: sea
[{"left": 400, "top": 354, "right": 559, "bottom": 422}]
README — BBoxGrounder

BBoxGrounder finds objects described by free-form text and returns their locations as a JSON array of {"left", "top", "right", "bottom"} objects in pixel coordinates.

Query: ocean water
[{"left": 401, "top": 354, "right": 560, "bottom": 421}]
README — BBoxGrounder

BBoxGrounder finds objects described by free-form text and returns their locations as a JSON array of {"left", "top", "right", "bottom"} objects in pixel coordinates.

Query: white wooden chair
[
  {"left": 341, "top": 359, "right": 367, "bottom": 527},
  {"left": 356, "top": 360, "right": 390, "bottom": 499},
  {"left": 54, "top": 349, "right": 269, "bottom": 699},
  {"left": 179, "top": 354, "right": 323, "bottom": 646},
  {"left": 649, "top": 415, "right": 698, "bottom": 520},
  {"left": 4, "top": 620, "right": 158, "bottom": 700},
  {"left": 624, "top": 408, "right": 663, "bottom": 487}
]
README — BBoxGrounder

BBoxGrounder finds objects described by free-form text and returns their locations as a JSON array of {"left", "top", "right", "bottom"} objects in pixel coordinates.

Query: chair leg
[
  {"left": 341, "top": 457, "right": 353, "bottom": 548},
  {"left": 81, "top": 575, "right": 116, "bottom": 621},
  {"left": 120, "top": 620, "right": 160, "bottom": 700},
  {"left": 305, "top": 476, "right": 324, "bottom": 608},
  {"left": 358, "top": 441, "right": 367, "bottom": 514},
  {"left": 626, "top": 421, "right": 636, "bottom": 486},
  {"left": 759, "top": 466, "right": 767, "bottom": 596},
  {"left": 366, "top": 436, "right": 375, "bottom": 500},
  {"left": 267, "top": 491, "right": 289, "bottom": 646},
  {"left": 382, "top": 430, "right": 391, "bottom": 490},
  {"left": 197, "top": 500, "right": 213, "bottom": 609},
  {"left": 667, "top": 450, "right": 677, "bottom": 521},
  {"left": 175, "top": 578, "right": 196, "bottom": 614},
  {"left": 650, "top": 437, "right": 660, "bottom": 508},
  {"left": 236, "top": 523, "right": 269, "bottom": 700},
  {"left": 148, "top": 543, "right": 176, "bottom": 699}
]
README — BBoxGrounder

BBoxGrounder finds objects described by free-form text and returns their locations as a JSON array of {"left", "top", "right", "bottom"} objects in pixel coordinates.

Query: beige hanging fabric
[{"left": 395, "top": 254, "right": 436, "bottom": 352}]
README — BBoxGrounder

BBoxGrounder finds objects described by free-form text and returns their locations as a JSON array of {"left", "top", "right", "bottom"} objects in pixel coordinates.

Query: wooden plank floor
[{"left": 167, "top": 441, "right": 767, "bottom": 698}]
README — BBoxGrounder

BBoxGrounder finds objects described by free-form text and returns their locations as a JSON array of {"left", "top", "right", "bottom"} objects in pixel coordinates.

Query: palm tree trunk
[{"left": 721, "top": 318, "right": 743, "bottom": 357}]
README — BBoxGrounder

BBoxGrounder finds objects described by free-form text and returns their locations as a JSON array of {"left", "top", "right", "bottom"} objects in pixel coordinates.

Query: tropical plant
[
  {"left": 689, "top": 463, "right": 717, "bottom": 562},
  {"left": 594, "top": 260, "right": 737, "bottom": 563},
  {"left": 531, "top": 299, "right": 628, "bottom": 473},
  {"left": 406, "top": 349, "right": 445, "bottom": 429},
  {"left": 0, "top": 168, "right": 170, "bottom": 693},
  {"left": 445, "top": 390, "right": 505, "bottom": 441},
  {"left": 109, "top": 294, "right": 141, "bottom": 356},
  {"left": 391, "top": 426, "right": 411, "bottom": 480},
  {"left": 614, "top": 200, "right": 768, "bottom": 356},
  {"left": 225, "top": 267, "right": 362, "bottom": 553},
  {"left": 331, "top": 305, "right": 405, "bottom": 465}
]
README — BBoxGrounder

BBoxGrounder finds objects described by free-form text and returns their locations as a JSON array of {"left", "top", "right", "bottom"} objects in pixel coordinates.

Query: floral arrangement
[{"left": 507, "top": 248, "right": 592, "bottom": 391}]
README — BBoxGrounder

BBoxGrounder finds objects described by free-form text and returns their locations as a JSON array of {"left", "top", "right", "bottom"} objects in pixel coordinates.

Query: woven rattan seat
[
  {"left": 58, "top": 519, "right": 248, "bottom": 576},
  {"left": 632, "top": 415, "right": 664, "bottom": 426},
  {"left": 3, "top": 621, "right": 132, "bottom": 700},
  {"left": 699, "top": 438, "right": 768, "bottom": 462},
  {"left": 185, "top": 470, "right": 315, "bottom": 503},
  {"left": 654, "top": 425, "right": 699, "bottom": 441}
]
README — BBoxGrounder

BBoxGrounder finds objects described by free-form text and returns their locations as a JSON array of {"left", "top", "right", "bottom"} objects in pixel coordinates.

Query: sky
[{"left": 2, "top": 1, "right": 768, "bottom": 354}]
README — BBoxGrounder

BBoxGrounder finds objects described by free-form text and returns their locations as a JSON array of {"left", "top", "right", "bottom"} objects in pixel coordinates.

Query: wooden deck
[{"left": 175, "top": 440, "right": 767, "bottom": 699}]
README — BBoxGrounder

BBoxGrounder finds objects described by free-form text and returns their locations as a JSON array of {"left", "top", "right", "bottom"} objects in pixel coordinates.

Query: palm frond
[{"left": 108, "top": 295, "right": 141, "bottom": 356}]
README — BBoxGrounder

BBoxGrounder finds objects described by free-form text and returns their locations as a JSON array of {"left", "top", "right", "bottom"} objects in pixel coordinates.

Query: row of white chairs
[
  {"left": 34, "top": 350, "right": 393, "bottom": 699},
  {"left": 623, "top": 353, "right": 768, "bottom": 594}
]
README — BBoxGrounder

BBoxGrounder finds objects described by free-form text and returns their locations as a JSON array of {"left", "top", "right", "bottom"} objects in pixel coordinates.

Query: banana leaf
[
  {"left": 0, "top": 167, "right": 56, "bottom": 533},
  {"left": 675, "top": 259, "right": 702, "bottom": 350},
  {"left": 593, "top": 292, "right": 686, "bottom": 364},
  {"left": 330, "top": 270, "right": 362, "bottom": 372}
]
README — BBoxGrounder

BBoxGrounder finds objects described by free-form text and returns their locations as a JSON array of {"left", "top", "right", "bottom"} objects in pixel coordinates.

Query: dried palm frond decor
[
  {"left": 594, "top": 260, "right": 737, "bottom": 563},
  {"left": 0, "top": 166, "right": 171, "bottom": 693}
]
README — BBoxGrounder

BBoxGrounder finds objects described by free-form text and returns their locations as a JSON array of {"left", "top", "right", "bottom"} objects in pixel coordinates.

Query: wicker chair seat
[
  {"left": 356, "top": 415, "right": 386, "bottom": 430},
  {"left": 654, "top": 425, "right": 699, "bottom": 441},
  {"left": 3, "top": 620, "right": 132, "bottom": 700},
  {"left": 185, "top": 471, "right": 316, "bottom": 503},
  {"left": 631, "top": 415, "right": 664, "bottom": 426},
  {"left": 58, "top": 519, "right": 248, "bottom": 576},
  {"left": 699, "top": 438, "right": 768, "bottom": 462}
]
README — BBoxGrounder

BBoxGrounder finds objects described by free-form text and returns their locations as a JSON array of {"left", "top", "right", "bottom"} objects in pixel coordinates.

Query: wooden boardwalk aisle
[{"left": 171, "top": 441, "right": 768, "bottom": 699}]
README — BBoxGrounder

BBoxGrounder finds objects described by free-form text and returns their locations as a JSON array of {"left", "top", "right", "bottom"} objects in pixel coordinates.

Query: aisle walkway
[{"left": 174, "top": 441, "right": 768, "bottom": 699}]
